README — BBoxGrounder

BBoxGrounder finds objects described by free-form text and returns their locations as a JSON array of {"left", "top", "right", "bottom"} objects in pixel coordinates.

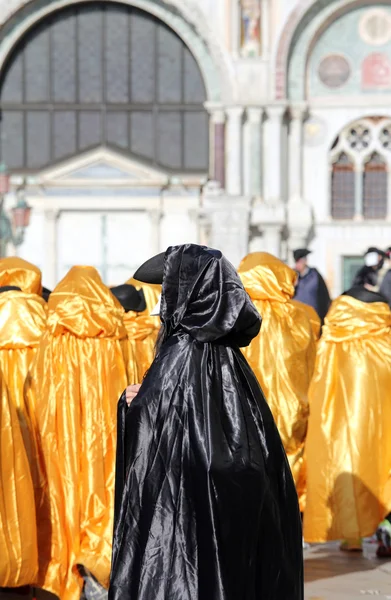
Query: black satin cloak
[{"left": 110, "top": 244, "right": 303, "bottom": 600}]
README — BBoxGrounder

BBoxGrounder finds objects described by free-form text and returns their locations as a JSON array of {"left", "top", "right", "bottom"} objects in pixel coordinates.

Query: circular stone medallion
[
  {"left": 318, "top": 54, "right": 351, "bottom": 88},
  {"left": 359, "top": 9, "right": 391, "bottom": 46}
]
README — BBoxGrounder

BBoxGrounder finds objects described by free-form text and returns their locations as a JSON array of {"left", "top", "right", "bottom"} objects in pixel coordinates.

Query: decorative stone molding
[
  {"left": 203, "top": 184, "right": 251, "bottom": 267},
  {"left": 274, "top": 0, "right": 362, "bottom": 100},
  {"left": 0, "top": 0, "right": 236, "bottom": 103}
]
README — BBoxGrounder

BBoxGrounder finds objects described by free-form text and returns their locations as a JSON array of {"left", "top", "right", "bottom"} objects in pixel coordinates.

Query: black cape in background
[{"left": 110, "top": 244, "right": 303, "bottom": 600}]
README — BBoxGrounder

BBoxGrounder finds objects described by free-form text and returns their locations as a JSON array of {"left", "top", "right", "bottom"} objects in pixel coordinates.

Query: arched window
[
  {"left": 331, "top": 152, "right": 355, "bottom": 219},
  {"left": 0, "top": 1, "right": 209, "bottom": 173},
  {"left": 363, "top": 152, "right": 388, "bottom": 219}
]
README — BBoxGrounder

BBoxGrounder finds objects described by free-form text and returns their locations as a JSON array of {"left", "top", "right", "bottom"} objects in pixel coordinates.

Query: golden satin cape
[
  {"left": 291, "top": 300, "right": 321, "bottom": 341},
  {"left": 32, "top": 266, "right": 128, "bottom": 600},
  {"left": 0, "top": 290, "right": 47, "bottom": 587},
  {"left": 304, "top": 296, "right": 391, "bottom": 543},
  {"left": 124, "top": 278, "right": 161, "bottom": 383},
  {"left": 0, "top": 257, "right": 42, "bottom": 295},
  {"left": 238, "top": 253, "right": 316, "bottom": 499}
]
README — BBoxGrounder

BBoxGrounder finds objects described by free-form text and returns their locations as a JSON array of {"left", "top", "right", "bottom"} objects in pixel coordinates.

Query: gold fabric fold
[
  {"left": 291, "top": 300, "right": 321, "bottom": 341},
  {"left": 0, "top": 257, "right": 42, "bottom": 295},
  {"left": 124, "top": 278, "right": 161, "bottom": 382},
  {"left": 0, "top": 290, "right": 47, "bottom": 587},
  {"left": 304, "top": 296, "right": 391, "bottom": 543},
  {"left": 238, "top": 253, "right": 316, "bottom": 501},
  {"left": 32, "top": 266, "right": 128, "bottom": 600}
]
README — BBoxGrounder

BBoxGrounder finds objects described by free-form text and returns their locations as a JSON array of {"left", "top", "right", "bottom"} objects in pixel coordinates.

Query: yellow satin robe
[
  {"left": 0, "top": 290, "right": 47, "bottom": 587},
  {"left": 0, "top": 257, "right": 42, "bottom": 295},
  {"left": 304, "top": 296, "right": 391, "bottom": 543},
  {"left": 32, "top": 266, "right": 128, "bottom": 600},
  {"left": 292, "top": 300, "right": 321, "bottom": 341},
  {"left": 238, "top": 253, "right": 316, "bottom": 496},
  {"left": 124, "top": 278, "right": 161, "bottom": 382}
]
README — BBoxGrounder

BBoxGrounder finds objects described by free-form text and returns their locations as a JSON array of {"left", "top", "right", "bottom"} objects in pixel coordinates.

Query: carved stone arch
[
  {"left": 274, "top": 0, "right": 391, "bottom": 101},
  {"left": 0, "top": 0, "right": 235, "bottom": 103}
]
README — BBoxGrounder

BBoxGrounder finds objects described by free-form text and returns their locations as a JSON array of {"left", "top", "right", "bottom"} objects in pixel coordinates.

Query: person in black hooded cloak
[{"left": 109, "top": 244, "right": 303, "bottom": 600}]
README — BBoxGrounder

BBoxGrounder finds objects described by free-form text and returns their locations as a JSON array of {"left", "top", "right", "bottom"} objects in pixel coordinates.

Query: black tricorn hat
[
  {"left": 293, "top": 248, "right": 311, "bottom": 262},
  {"left": 133, "top": 251, "right": 166, "bottom": 285},
  {"left": 366, "top": 246, "right": 386, "bottom": 257},
  {"left": 111, "top": 284, "right": 147, "bottom": 313},
  {"left": 0, "top": 285, "right": 22, "bottom": 293}
]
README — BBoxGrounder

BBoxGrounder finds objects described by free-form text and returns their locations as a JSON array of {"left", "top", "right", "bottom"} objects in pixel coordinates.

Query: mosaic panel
[{"left": 309, "top": 5, "right": 391, "bottom": 97}]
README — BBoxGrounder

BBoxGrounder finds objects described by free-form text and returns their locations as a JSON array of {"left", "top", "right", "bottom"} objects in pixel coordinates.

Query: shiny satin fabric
[
  {"left": 238, "top": 253, "right": 316, "bottom": 500},
  {"left": 292, "top": 300, "right": 321, "bottom": 341},
  {"left": 0, "top": 378, "right": 38, "bottom": 587},
  {"left": 0, "top": 257, "right": 42, "bottom": 295},
  {"left": 110, "top": 244, "right": 303, "bottom": 600},
  {"left": 0, "top": 290, "right": 47, "bottom": 587},
  {"left": 32, "top": 266, "right": 128, "bottom": 600},
  {"left": 304, "top": 296, "right": 391, "bottom": 543},
  {"left": 123, "top": 279, "right": 161, "bottom": 382}
]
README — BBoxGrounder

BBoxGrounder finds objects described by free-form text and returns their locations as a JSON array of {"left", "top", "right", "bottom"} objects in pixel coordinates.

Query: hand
[{"left": 126, "top": 384, "right": 141, "bottom": 407}]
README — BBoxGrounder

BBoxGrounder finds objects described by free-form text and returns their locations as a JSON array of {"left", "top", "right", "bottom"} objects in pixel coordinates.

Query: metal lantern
[{"left": 11, "top": 193, "right": 31, "bottom": 230}]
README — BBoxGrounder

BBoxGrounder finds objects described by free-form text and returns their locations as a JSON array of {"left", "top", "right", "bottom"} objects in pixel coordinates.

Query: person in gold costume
[
  {"left": 0, "top": 257, "right": 42, "bottom": 295},
  {"left": 304, "top": 285, "right": 391, "bottom": 550},
  {"left": 116, "top": 278, "right": 161, "bottom": 382},
  {"left": 0, "top": 284, "right": 47, "bottom": 593},
  {"left": 238, "top": 252, "right": 316, "bottom": 503},
  {"left": 111, "top": 282, "right": 159, "bottom": 383},
  {"left": 32, "top": 266, "right": 128, "bottom": 600},
  {"left": 291, "top": 300, "right": 321, "bottom": 341}
]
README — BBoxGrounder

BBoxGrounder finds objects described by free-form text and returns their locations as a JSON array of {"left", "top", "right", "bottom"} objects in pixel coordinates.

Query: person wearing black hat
[
  {"left": 110, "top": 244, "right": 303, "bottom": 600},
  {"left": 293, "top": 248, "right": 331, "bottom": 324},
  {"left": 352, "top": 247, "right": 385, "bottom": 288},
  {"left": 111, "top": 283, "right": 158, "bottom": 383},
  {"left": 377, "top": 247, "right": 391, "bottom": 307}
]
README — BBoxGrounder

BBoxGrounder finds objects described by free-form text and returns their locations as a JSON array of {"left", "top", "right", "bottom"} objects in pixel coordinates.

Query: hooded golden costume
[
  {"left": 304, "top": 293, "right": 391, "bottom": 544},
  {"left": 124, "top": 278, "right": 161, "bottom": 382},
  {"left": 0, "top": 282, "right": 47, "bottom": 587},
  {"left": 32, "top": 266, "right": 128, "bottom": 600},
  {"left": 0, "top": 257, "right": 42, "bottom": 295},
  {"left": 238, "top": 253, "right": 316, "bottom": 496},
  {"left": 292, "top": 300, "right": 321, "bottom": 341}
]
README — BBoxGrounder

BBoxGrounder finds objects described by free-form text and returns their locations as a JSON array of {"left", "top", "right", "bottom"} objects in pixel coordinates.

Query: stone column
[
  {"left": 149, "top": 209, "right": 162, "bottom": 253},
  {"left": 289, "top": 104, "right": 306, "bottom": 203},
  {"left": 264, "top": 104, "right": 286, "bottom": 204},
  {"left": 205, "top": 102, "right": 226, "bottom": 189},
  {"left": 287, "top": 104, "right": 312, "bottom": 264},
  {"left": 44, "top": 208, "right": 59, "bottom": 289},
  {"left": 225, "top": 106, "right": 244, "bottom": 196},
  {"left": 246, "top": 107, "right": 263, "bottom": 198},
  {"left": 250, "top": 202, "right": 285, "bottom": 258}
]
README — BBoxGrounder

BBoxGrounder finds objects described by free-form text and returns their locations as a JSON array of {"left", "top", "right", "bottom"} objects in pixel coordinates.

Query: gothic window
[
  {"left": 0, "top": 2, "right": 208, "bottom": 173},
  {"left": 331, "top": 153, "right": 355, "bottom": 220},
  {"left": 363, "top": 152, "right": 387, "bottom": 219},
  {"left": 330, "top": 118, "right": 391, "bottom": 220}
]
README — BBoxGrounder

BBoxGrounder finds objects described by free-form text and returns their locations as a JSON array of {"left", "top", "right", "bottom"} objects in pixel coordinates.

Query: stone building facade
[{"left": 1, "top": 0, "right": 391, "bottom": 295}]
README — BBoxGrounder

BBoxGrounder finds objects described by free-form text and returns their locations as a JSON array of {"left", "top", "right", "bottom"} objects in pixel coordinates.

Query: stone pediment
[{"left": 36, "top": 148, "right": 168, "bottom": 187}]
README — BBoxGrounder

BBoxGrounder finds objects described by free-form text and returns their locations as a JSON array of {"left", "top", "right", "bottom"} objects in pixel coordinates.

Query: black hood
[{"left": 160, "top": 244, "right": 261, "bottom": 346}]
